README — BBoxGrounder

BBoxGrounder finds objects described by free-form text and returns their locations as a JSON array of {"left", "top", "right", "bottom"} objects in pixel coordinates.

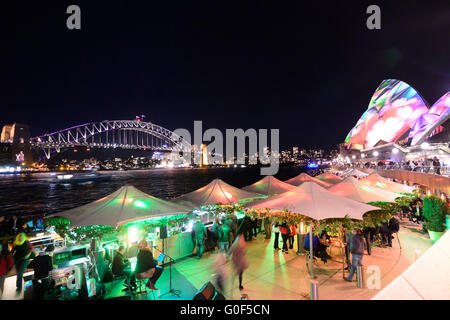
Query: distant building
[
  {"left": 342, "top": 79, "right": 450, "bottom": 164},
  {"left": 0, "top": 123, "right": 32, "bottom": 166},
  {"left": 201, "top": 144, "right": 208, "bottom": 166}
]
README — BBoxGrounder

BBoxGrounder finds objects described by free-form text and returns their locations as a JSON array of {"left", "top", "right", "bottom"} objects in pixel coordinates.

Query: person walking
[
  {"left": 28, "top": 244, "right": 54, "bottom": 300},
  {"left": 273, "top": 221, "right": 280, "bottom": 250},
  {"left": 226, "top": 214, "right": 237, "bottom": 248},
  {"left": 213, "top": 252, "right": 228, "bottom": 293},
  {"left": 192, "top": 216, "right": 207, "bottom": 259},
  {"left": 211, "top": 217, "right": 222, "bottom": 251},
  {"left": 12, "top": 233, "right": 33, "bottom": 293},
  {"left": 279, "top": 221, "right": 290, "bottom": 254},
  {"left": 0, "top": 242, "right": 14, "bottom": 298},
  {"left": 362, "top": 227, "right": 372, "bottom": 255},
  {"left": 218, "top": 218, "right": 231, "bottom": 253},
  {"left": 288, "top": 222, "right": 297, "bottom": 250},
  {"left": 229, "top": 234, "right": 248, "bottom": 291},
  {"left": 344, "top": 229, "right": 364, "bottom": 282},
  {"left": 379, "top": 222, "right": 392, "bottom": 247},
  {"left": 263, "top": 216, "right": 272, "bottom": 239},
  {"left": 250, "top": 217, "right": 258, "bottom": 240}
]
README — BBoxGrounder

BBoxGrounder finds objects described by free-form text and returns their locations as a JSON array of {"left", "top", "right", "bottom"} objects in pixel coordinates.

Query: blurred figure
[
  {"left": 344, "top": 229, "right": 364, "bottom": 282},
  {"left": 135, "top": 240, "right": 163, "bottom": 290},
  {"left": 288, "top": 223, "right": 297, "bottom": 250},
  {"left": 219, "top": 217, "right": 231, "bottom": 253},
  {"left": 213, "top": 251, "right": 228, "bottom": 293},
  {"left": 273, "top": 221, "right": 280, "bottom": 250},
  {"left": 0, "top": 242, "right": 14, "bottom": 298},
  {"left": 263, "top": 216, "right": 272, "bottom": 239},
  {"left": 12, "top": 233, "right": 33, "bottom": 293},
  {"left": 192, "top": 216, "right": 207, "bottom": 259},
  {"left": 379, "top": 222, "right": 392, "bottom": 247},
  {"left": 28, "top": 244, "right": 54, "bottom": 300},
  {"left": 279, "top": 221, "right": 289, "bottom": 254},
  {"left": 211, "top": 217, "right": 222, "bottom": 251},
  {"left": 362, "top": 227, "right": 372, "bottom": 255},
  {"left": 230, "top": 234, "right": 248, "bottom": 291},
  {"left": 0, "top": 217, "right": 7, "bottom": 238},
  {"left": 225, "top": 214, "right": 237, "bottom": 248},
  {"left": 250, "top": 217, "right": 258, "bottom": 240},
  {"left": 8, "top": 216, "right": 23, "bottom": 236}
]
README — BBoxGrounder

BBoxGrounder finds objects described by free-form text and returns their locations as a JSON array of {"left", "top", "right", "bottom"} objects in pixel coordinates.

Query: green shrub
[{"left": 423, "top": 195, "right": 448, "bottom": 232}]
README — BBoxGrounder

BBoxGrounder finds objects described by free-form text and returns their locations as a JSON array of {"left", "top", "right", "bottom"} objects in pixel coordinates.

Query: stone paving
[{"left": 173, "top": 220, "right": 433, "bottom": 300}]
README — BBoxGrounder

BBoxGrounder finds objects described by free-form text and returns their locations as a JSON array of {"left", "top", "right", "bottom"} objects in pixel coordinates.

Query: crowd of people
[
  {"left": 351, "top": 156, "right": 444, "bottom": 175},
  {"left": 0, "top": 232, "right": 54, "bottom": 299},
  {"left": 0, "top": 215, "right": 45, "bottom": 239},
  {"left": 187, "top": 205, "right": 405, "bottom": 294},
  {"left": 0, "top": 204, "right": 405, "bottom": 299}
]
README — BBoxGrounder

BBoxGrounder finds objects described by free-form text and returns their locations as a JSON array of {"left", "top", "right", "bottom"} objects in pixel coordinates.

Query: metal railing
[{"left": 347, "top": 164, "right": 450, "bottom": 176}]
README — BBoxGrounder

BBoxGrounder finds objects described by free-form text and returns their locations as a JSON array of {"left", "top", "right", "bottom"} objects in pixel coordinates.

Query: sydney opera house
[{"left": 341, "top": 79, "right": 450, "bottom": 165}]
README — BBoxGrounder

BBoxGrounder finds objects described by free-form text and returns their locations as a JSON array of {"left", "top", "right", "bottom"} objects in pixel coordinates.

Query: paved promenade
[{"left": 174, "top": 220, "right": 433, "bottom": 300}]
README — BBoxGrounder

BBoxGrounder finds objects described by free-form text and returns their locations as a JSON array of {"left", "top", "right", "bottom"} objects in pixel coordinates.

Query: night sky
[{"left": 3, "top": 0, "right": 450, "bottom": 150}]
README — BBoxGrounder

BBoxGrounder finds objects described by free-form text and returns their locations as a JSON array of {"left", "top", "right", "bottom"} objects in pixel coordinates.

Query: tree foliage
[{"left": 423, "top": 195, "right": 448, "bottom": 232}]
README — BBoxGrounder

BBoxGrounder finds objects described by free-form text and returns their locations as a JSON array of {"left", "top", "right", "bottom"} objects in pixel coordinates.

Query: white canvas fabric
[
  {"left": 361, "top": 173, "right": 415, "bottom": 193},
  {"left": 247, "top": 181, "right": 378, "bottom": 220},
  {"left": 284, "top": 172, "right": 332, "bottom": 188},
  {"left": 242, "top": 176, "right": 295, "bottom": 195},
  {"left": 329, "top": 177, "right": 399, "bottom": 203},
  {"left": 341, "top": 169, "right": 369, "bottom": 178},
  {"left": 172, "top": 178, "right": 261, "bottom": 208},
  {"left": 315, "top": 172, "right": 344, "bottom": 185},
  {"left": 54, "top": 185, "right": 192, "bottom": 227}
]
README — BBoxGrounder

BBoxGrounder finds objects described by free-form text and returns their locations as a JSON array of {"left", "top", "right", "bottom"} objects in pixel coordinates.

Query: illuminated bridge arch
[{"left": 30, "top": 120, "right": 192, "bottom": 159}]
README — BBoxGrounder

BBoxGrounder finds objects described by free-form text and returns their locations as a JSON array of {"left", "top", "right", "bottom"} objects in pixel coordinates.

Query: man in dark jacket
[
  {"left": 362, "top": 227, "right": 372, "bottom": 255},
  {"left": 344, "top": 229, "right": 364, "bottom": 282},
  {"left": 28, "top": 244, "right": 54, "bottom": 299},
  {"left": 8, "top": 216, "right": 23, "bottom": 236},
  {"left": 192, "top": 217, "right": 207, "bottom": 259},
  {"left": 112, "top": 246, "right": 136, "bottom": 289},
  {"left": 380, "top": 222, "right": 392, "bottom": 247}
]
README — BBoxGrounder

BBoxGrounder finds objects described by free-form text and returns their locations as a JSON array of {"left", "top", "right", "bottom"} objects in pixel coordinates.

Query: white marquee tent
[
  {"left": 247, "top": 181, "right": 378, "bottom": 221},
  {"left": 171, "top": 178, "right": 261, "bottom": 208},
  {"left": 284, "top": 172, "right": 332, "bottom": 188},
  {"left": 329, "top": 177, "right": 400, "bottom": 203},
  {"left": 53, "top": 185, "right": 193, "bottom": 228},
  {"left": 242, "top": 176, "right": 295, "bottom": 196},
  {"left": 361, "top": 173, "right": 415, "bottom": 194}
]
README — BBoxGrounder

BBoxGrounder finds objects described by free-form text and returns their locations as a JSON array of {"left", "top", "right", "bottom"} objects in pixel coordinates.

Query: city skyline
[{"left": 3, "top": 1, "right": 450, "bottom": 150}]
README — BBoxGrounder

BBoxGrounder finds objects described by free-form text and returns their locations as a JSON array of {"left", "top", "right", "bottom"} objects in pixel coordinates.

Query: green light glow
[
  {"left": 128, "top": 225, "right": 138, "bottom": 244},
  {"left": 133, "top": 200, "right": 148, "bottom": 209},
  {"left": 361, "top": 185, "right": 374, "bottom": 192},
  {"left": 375, "top": 182, "right": 386, "bottom": 189}
]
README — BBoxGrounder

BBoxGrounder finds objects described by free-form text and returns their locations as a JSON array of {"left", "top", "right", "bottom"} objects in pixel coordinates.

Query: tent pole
[
  {"left": 341, "top": 229, "right": 345, "bottom": 279},
  {"left": 309, "top": 222, "right": 314, "bottom": 279}
]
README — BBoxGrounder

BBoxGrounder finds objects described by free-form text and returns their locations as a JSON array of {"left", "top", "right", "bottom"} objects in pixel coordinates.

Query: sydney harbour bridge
[{"left": 29, "top": 119, "right": 192, "bottom": 160}]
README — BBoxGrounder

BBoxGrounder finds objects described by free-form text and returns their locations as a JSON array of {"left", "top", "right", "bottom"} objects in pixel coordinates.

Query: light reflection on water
[{"left": 0, "top": 167, "right": 308, "bottom": 217}]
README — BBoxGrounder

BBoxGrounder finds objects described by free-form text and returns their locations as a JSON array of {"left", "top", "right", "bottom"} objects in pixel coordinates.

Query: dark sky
[{"left": 2, "top": 0, "right": 450, "bottom": 150}]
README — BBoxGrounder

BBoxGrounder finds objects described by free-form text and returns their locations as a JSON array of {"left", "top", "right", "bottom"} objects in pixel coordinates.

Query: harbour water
[{"left": 0, "top": 166, "right": 312, "bottom": 217}]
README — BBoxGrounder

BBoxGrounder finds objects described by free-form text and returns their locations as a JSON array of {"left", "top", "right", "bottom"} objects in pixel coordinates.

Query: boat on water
[{"left": 54, "top": 172, "right": 112, "bottom": 184}]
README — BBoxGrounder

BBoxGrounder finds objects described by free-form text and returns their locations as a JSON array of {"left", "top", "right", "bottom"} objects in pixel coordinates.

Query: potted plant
[{"left": 423, "top": 195, "right": 448, "bottom": 242}]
